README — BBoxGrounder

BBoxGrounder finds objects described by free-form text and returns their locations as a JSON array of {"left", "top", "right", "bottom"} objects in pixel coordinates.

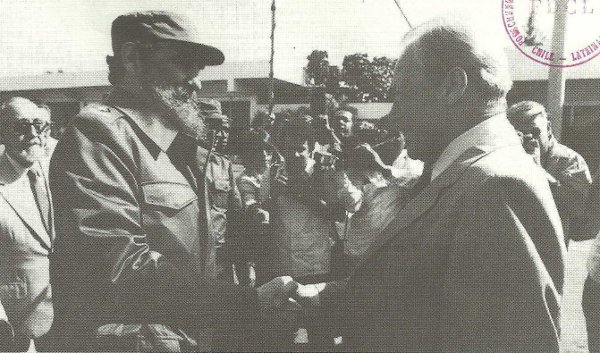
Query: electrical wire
[
  {"left": 268, "top": 0, "right": 276, "bottom": 115},
  {"left": 392, "top": 0, "right": 413, "bottom": 28}
]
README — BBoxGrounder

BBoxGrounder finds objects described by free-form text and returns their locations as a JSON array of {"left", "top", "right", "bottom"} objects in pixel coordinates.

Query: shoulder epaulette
[{"left": 78, "top": 103, "right": 123, "bottom": 122}]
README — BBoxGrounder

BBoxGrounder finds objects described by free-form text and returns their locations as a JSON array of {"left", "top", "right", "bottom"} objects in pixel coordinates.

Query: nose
[
  {"left": 188, "top": 76, "right": 202, "bottom": 92},
  {"left": 25, "top": 124, "right": 41, "bottom": 137}
]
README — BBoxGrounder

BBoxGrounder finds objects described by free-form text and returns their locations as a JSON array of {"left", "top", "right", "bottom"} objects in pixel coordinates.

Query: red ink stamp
[{"left": 502, "top": 0, "right": 600, "bottom": 67}]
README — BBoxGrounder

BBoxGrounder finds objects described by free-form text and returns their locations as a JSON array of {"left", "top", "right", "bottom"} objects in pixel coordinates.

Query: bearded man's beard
[{"left": 147, "top": 84, "right": 208, "bottom": 142}]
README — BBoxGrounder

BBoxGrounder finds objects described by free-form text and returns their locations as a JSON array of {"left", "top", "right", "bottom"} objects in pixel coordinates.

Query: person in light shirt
[{"left": 507, "top": 100, "right": 592, "bottom": 243}]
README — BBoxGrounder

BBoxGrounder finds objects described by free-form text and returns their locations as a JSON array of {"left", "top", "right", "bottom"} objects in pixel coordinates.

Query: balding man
[
  {"left": 294, "top": 18, "right": 566, "bottom": 352},
  {"left": 508, "top": 101, "right": 592, "bottom": 242},
  {"left": 0, "top": 97, "right": 56, "bottom": 351}
]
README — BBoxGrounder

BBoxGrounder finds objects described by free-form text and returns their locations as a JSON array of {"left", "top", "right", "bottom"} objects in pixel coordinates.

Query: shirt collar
[
  {"left": 431, "top": 113, "right": 521, "bottom": 181},
  {"left": 107, "top": 89, "right": 179, "bottom": 152}
]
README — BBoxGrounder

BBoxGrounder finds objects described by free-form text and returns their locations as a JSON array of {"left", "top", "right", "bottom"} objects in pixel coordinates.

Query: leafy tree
[
  {"left": 305, "top": 50, "right": 331, "bottom": 86},
  {"left": 341, "top": 54, "right": 396, "bottom": 102},
  {"left": 341, "top": 53, "right": 372, "bottom": 102},
  {"left": 305, "top": 50, "right": 397, "bottom": 103},
  {"left": 370, "top": 56, "right": 396, "bottom": 102}
]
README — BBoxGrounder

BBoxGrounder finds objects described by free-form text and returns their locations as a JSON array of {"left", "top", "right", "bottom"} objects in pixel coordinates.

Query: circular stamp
[{"left": 502, "top": 0, "right": 600, "bottom": 67}]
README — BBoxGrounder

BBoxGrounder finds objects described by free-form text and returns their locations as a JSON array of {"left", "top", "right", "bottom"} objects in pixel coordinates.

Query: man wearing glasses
[
  {"left": 48, "top": 11, "right": 298, "bottom": 352},
  {"left": 0, "top": 97, "right": 55, "bottom": 351}
]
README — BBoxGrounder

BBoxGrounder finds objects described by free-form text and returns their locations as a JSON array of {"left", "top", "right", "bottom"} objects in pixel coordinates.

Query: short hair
[
  {"left": 0, "top": 97, "right": 50, "bottom": 136},
  {"left": 507, "top": 101, "right": 547, "bottom": 131},
  {"left": 398, "top": 17, "right": 513, "bottom": 102},
  {"left": 0, "top": 97, "right": 49, "bottom": 120}
]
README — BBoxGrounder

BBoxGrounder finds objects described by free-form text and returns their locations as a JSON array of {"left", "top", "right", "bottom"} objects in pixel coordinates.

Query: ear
[
  {"left": 436, "top": 67, "right": 468, "bottom": 105},
  {"left": 120, "top": 42, "right": 143, "bottom": 76}
]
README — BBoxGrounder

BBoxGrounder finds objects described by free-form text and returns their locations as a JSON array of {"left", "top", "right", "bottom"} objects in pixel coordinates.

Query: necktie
[{"left": 28, "top": 164, "right": 52, "bottom": 234}]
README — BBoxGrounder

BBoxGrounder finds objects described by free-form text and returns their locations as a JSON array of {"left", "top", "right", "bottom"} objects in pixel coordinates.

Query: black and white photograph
[{"left": 0, "top": 0, "right": 599, "bottom": 351}]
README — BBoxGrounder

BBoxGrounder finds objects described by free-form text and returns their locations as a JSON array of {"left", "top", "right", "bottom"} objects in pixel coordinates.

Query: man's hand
[
  {"left": 248, "top": 204, "right": 270, "bottom": 225},
  {"left": 293, "top": 283, "right": 326, "bottom": 318},
  {"left": 257, "top": 276, "right": 302, "bottom": 331},
  {"left": 522, "top": 133, "right": 542, "bottom": 166},
  {"left": 257, "top": 276, "right": 298, "bottom": 309}
]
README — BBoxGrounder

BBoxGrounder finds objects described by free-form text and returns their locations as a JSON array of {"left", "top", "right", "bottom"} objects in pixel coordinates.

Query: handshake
[{"left": 256, "top": 276, "right": 326, "bottom": 330}]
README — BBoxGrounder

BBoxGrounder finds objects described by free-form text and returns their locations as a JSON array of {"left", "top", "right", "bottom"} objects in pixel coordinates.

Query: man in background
[
  {"left": 0, "top": 97, "right": 56, "bottom": 351},
  {"left": 507, "top": 100, "right": 592, "bottom": 242}
]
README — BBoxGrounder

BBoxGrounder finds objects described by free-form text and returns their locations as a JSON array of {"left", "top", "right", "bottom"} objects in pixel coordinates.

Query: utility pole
[
  {"left": 268, "top": 0, "right": 276, "bottom": 115},
  {"left": 547, "top": 0, "right": 569, "bottom": 140}
]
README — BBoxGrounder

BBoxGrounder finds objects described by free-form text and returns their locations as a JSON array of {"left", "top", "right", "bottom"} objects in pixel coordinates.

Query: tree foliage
[
  {"left": 306, "top": 50, "right": 396, "bottom": 102},
  {"left": 305, "top": 50, "right": 331, "bottom": 87}
]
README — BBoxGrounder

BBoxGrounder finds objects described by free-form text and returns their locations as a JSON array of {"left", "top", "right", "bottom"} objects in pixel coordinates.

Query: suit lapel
[
  {"left": 354, "top": 146, "right": 491, "bottom": 271},
  {"left": 0, "top": 153, "right": 52, "bottom": 250}
]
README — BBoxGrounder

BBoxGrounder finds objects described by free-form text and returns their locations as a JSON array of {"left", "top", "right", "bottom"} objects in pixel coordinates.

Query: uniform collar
[
  {"left": 431, "top": 113, "right": 521, "bottom": 181},
  {"left": 106, "top": 89, "right": 179, "bottom": 152}
]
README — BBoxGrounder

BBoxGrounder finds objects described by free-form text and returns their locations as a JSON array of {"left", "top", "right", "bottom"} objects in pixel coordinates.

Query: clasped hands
[{"left": 256, "top": 276, "right": 326, "bottom": 329}]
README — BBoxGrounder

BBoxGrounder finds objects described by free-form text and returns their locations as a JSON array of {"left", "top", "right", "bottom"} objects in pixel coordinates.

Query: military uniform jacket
[{"left": 48, "top": 90, "right": 257, "bottom": 350}]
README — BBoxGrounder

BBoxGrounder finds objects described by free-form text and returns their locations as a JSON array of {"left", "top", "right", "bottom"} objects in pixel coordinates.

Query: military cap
[{"left": 111, "top": 10, "right": 224, "bottom": 66}]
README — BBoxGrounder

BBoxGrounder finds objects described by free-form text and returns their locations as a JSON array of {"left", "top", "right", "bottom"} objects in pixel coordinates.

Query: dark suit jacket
[
  {"left": 322, "top": 141, "right": 566, "bottom": 352},
  {"left": 0, "top": 149, "right": 54, "bottom": 340},
  {"left": 48, "top": 91, "right": 257, "bottom": 351}
]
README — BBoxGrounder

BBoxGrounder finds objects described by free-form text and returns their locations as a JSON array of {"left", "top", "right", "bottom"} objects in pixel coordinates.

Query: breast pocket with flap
[
  {"left": 209, "top": 177, "right": 231, "bottom": 210},
  {"left": 140, "top": 182, "right": 200, "bottom": 254},
  {"left": 141, "top": 182, "right": 198, "bottom": 213}
]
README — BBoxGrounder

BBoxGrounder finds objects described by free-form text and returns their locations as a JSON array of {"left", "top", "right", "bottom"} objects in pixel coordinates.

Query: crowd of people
[{"left": 2, "top": 8, "right": 600, "bottom": 353}]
